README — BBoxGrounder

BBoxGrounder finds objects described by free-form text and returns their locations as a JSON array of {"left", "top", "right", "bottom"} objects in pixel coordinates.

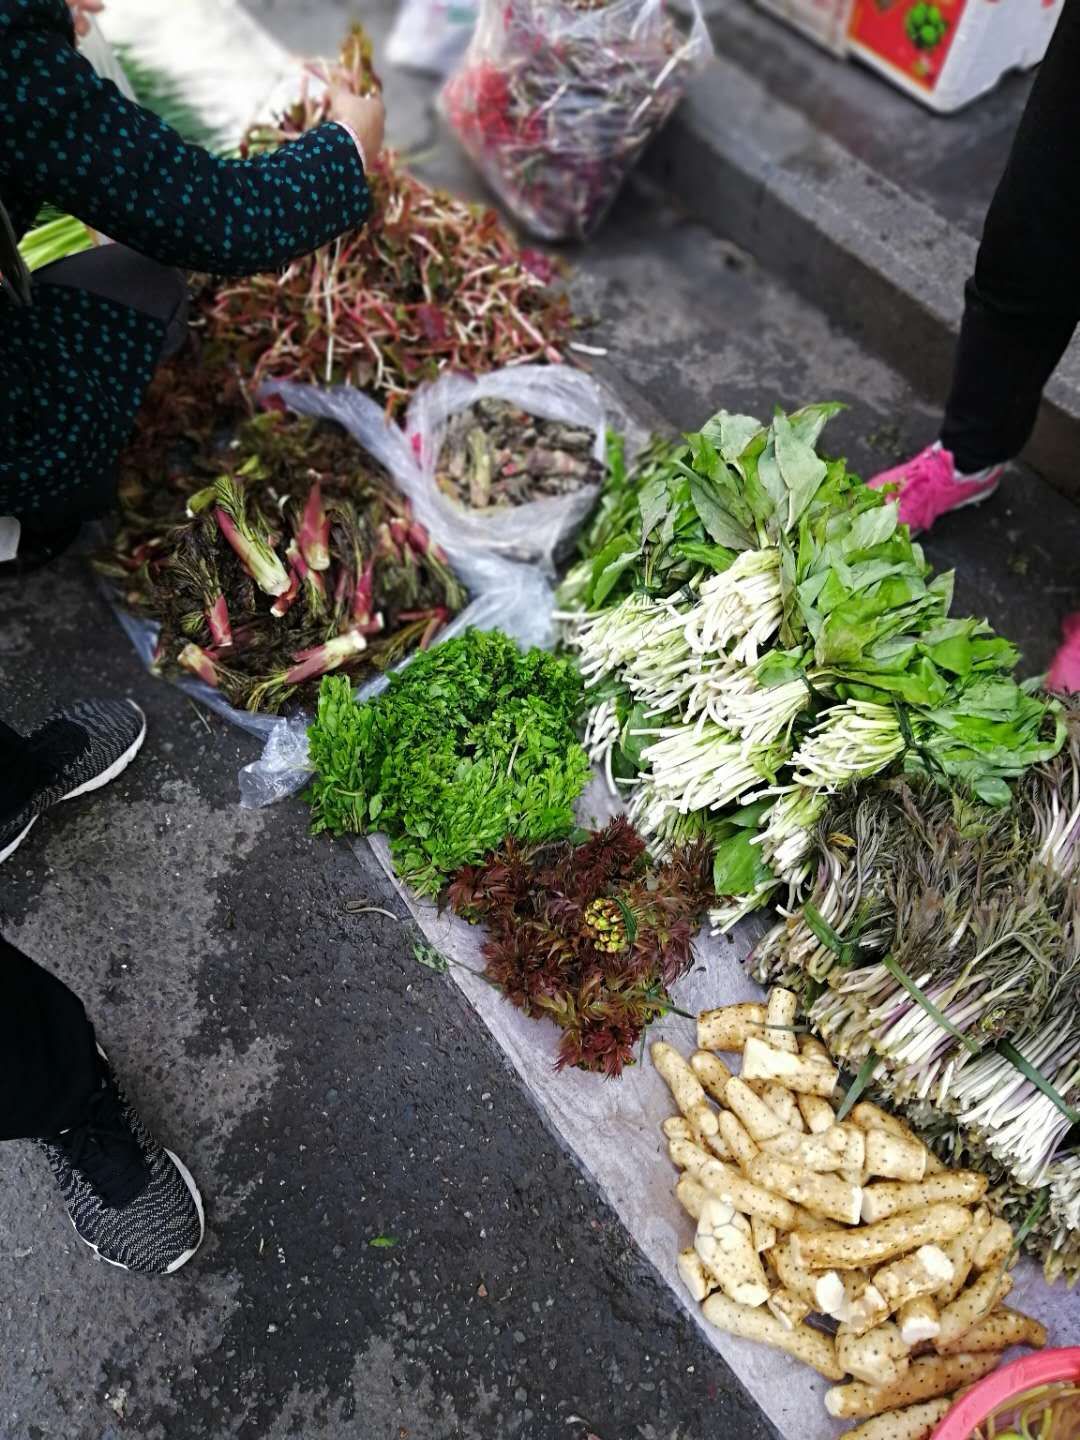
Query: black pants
[
  {"left": 0, "top": 936, "right": 98, "bottom": 1140},
  {"left": 940, "top": 0, "right": 1080, "bottom": 472},
  {"left": 1, "top": 724, "right": 98, "bottom": 1138},
  {"left": 0, "top": 716, "right": 43, "bottom": 816}
]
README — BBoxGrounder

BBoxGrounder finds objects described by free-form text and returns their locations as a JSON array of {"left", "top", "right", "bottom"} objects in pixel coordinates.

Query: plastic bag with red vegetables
[{"left": 440, "top": 0, "right": 712, "bottom": 242}]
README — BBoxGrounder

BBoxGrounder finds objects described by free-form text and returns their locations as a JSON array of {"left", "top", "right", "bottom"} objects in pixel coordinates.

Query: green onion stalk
[
  {"left": 710, "top": 881, "right": 783, "bottom": 937},
  {"left": 569, "top": 592, "right": 687, "bottom": 692},
  {"left": 791, "top": 700, "right": 905, "bottom": 789},
  {"left": 642, "top": 722, "right": 782, "bottom": 816},
  {"left": 758, "top": 785, "right": 827, "bottom": 887},
  {"left": 683, "top": 548, "right": 782, "bottom": 666},
  {"left": 696, "top": 673, "right": 814, "bottom": 756},
  {"left": 945, "top": 1028, "right": 1080, "bottom": 1187},
  {"left": 624, "top": 778, "right": 712, "bottom": 860},
  {"left": 622, "top": 606, "right": 701, "bottom": 716},
  {"left": 582, "top": 696, "right": 625, "bottom": 793}
]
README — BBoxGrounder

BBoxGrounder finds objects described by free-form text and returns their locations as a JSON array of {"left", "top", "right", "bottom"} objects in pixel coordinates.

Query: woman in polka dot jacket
[{"left": 0, "top": 0, "right": 384, "bottom": 564}]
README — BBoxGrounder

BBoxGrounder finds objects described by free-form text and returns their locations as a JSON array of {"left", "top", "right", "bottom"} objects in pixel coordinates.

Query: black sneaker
[
  {"left": 39, "top": 1049, "right": 205, "bottom": 1274},
  {"left": 0, "top": 699, "right": 147, "bottom": 865}
]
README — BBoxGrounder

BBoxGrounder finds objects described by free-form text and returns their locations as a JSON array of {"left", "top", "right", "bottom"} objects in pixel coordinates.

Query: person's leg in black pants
[
  {"left": 0, "top": 935, "right": 99, "bottom": 1142},
  {"left": 0, "top": 703, "right": 205, "bottom": 1271},
  {"left": 941, "top": 0, "right": 1080, "bottom": 471},
  {"left": 0, "top": 931, "right": 206, "bottom": 1272},
  {"left": 0, "top": 717, "right": 46, "bottom": 820}
]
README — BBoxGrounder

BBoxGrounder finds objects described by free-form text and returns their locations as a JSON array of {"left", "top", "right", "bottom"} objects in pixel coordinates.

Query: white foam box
[{"left": 846, "top": 0, "right": 1062, "bottom": 112}]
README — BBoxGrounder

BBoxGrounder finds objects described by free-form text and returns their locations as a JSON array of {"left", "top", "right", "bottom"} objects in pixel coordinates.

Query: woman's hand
[
  {"left": 327, "top": 90, "right": 386, "bottom": 169},
  {"left": 66, "top": 0, "right": 105, "bottom": 38}
]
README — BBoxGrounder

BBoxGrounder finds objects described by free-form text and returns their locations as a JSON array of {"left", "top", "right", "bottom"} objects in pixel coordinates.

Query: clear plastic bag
[
  {"left": 387, "top": 0, "right": 480, "bottom": 76},
  {"left": 404, "top": 364, "right": 606, "bottom": 575},
  {"left": 440, "top": 0, "right": 713, "bottom": 242},
  {"left": 78, "top": 17, "right": 137, "bottom": 102},
  {"left": 233, "top": 380, "right": 558, "bottom": 807}
]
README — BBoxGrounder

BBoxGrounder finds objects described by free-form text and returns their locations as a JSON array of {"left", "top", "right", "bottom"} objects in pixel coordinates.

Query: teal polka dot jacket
[{"left": 0, "top": 0, "right": 372, "bottom": 529}]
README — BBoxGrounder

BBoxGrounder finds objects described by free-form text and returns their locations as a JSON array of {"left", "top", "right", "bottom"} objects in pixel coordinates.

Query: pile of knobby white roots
[{"left": 654, "top": 988, "right": 1049, "bottom": 1440}]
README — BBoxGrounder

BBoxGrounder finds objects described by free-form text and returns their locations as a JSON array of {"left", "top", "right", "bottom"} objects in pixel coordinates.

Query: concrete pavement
[{"left": 1, "top": 3, "right": 1078, "bottom": 1437}]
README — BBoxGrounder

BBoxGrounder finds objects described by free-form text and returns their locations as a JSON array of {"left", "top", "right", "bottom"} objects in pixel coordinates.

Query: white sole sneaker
[
  {"left": 0, "top": 815, "right": 36, "bottom": 866},
  {"left": 61, "top": 702, "right": 147, "bottom": 802},
  {"left": 71, "top": 1044, "right": 207, "bottom": 1275},
  {"left": 70, "top": 1152, "right": 206, "bottom": 1273}
]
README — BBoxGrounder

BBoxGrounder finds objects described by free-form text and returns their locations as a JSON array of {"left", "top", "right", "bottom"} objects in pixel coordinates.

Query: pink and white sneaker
[
  {"left": 868, "top": 442, "right": 1003, "bottom": 535},
  {"left": 1048, "top": 614, "right": 1080, "bottom": 694}
]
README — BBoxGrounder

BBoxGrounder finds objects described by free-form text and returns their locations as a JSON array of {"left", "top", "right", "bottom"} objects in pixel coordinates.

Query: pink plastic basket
[{"left": 932, "top": 1348, "right": 1080, "bottom": 1439}]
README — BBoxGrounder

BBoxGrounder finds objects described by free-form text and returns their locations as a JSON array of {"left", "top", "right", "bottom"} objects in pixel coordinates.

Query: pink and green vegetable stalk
[
  {"left": 286, "top": 539, "right": 328, "bottom": 613},
  {"left": 178, "top": 642, "right": 224, "bottom": 688},
  {"left": 284, "top": 628, "right": 369, "bottom": 686},
  {"left": 298, "top": 481, "right": 332, "bottom": 572},
  {"left": 206, "top": 594, "right": 234, "bottom": 648},
  {"left": 213, "top": 475, "right": 291, "bottom": 597},
  {"left": 270, "top": 566, "right": 302, "bottom": 619},
  {"left": 353, "top": 557, "right": 376, "bottom": 625}
]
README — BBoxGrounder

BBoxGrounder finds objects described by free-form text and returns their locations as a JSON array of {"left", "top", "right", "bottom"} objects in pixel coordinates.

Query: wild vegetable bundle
[
  {"left": 99, "top": 401, "right": 464, "bottom": 714},
  {"left": 559, "top": 405, "right": 1062, "bottom": 934},
  {"left": 435, "top": 397, "right": 603, "bottom": 511},
  {"left": 660, "top": 987, "right": 1049, "bottom": 1440},
  {"left": 446, "top": 816, "right": 713, "bottom": 1076},
  {"left": 441, "top": 0, "right": 708, "bottom": 241},
  {"left": 751, "top": 709, "right": 1080, "bottom": 1282},
  {"left": 306, "top": 630, "right": 590, "bottom": 895},
  {"left": 202, "top": 27, "right": 576, "bottom": 412}
]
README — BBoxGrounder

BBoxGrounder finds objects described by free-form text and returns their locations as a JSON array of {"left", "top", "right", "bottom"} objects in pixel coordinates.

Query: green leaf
[
  {"left": 803, "top": 902, "right": 855, "bottom": 965},
  {"left": 787, "top": 401, "right": 845, "bottom": 452},
  {"left": 413, "top": 941, "right": 450, "bottom": 973},
  {"left": 756, "top": 648, "right": 808, "bottom": 689},
  {"left": 712, "top": 826, "right": 774, "bottom": 897},
  {"left": 689, "top": 475, "right": 754, "bottom": 551},
  {"left": 1001, "top": 1191, "right": 1049, "bottom": 1275},
  {"left": 881, "top": 956, "right": 982, "bottom": 1056},
  {"left": 755, "top": 433, "right": 787, "bottom": 512},
  {"left": 701, "top": 411, "right": 764, "bottom": 464},
  {"left": 615, "top": 895, "right": 639, "bottom": 945},
  {"left": 996, "top": 1040, "right": 1080, "bottom": 1127},
  {"left": 369, "top": 1236, "right": 398, "bottom": 1249},
  {"left": 774, "top": 411, "right": 828, "bottom": 528},
  {"left": 836, "top": 1052, "right": 880, "bottom": 1122},
  {"left": 674, "top": 540, "right": 736, "bottom": 573},
  {"left": 842, "top": 506, "right": 898, "bottom": 555},
  {"left": 637, "top": 475, "right": 671, "bottom": 543},
  {"left": 590, "top": 536, "right": 640, "bottom": 606}
]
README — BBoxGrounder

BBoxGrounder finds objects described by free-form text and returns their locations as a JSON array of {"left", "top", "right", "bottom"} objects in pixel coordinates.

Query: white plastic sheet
[{"left": 362, "top": 777, "right": 1080, "bottom": 1439}]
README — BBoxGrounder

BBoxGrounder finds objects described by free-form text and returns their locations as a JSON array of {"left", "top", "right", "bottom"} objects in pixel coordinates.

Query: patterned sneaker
[
  {"left": 1048, "top": 614, "right": 1080, "bottom": 694},
  {"left": 0, "top": 699, "right": 147, "bottom": 865},
  {"left": 868, "top": 443, "right": 1003, "bottom": 535},
  {"left": 40, "top": 1049, "right": 205, "bottom": 1274}
]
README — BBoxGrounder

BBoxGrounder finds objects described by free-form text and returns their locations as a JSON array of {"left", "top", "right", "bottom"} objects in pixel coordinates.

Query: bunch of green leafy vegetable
[
  {"left": 560, "top": 403, "right": 1062, "bottom": 931},
  {"left": 306, "top": 629, "right": 591, "bottom": 895}
]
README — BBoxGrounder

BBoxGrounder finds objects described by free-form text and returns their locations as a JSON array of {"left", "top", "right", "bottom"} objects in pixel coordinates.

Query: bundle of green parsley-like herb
[{"left": 306, "top": 629, "right": 590, "bottom": 896}]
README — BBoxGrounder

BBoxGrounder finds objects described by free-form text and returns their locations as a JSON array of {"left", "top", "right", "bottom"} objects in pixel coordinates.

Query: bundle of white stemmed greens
[
  {"left": 751, "top": 712, "right": 1080, "bottom": 1283},
  {"left": 559, "top": 405, "right": 1061, "bottom": 934}
]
